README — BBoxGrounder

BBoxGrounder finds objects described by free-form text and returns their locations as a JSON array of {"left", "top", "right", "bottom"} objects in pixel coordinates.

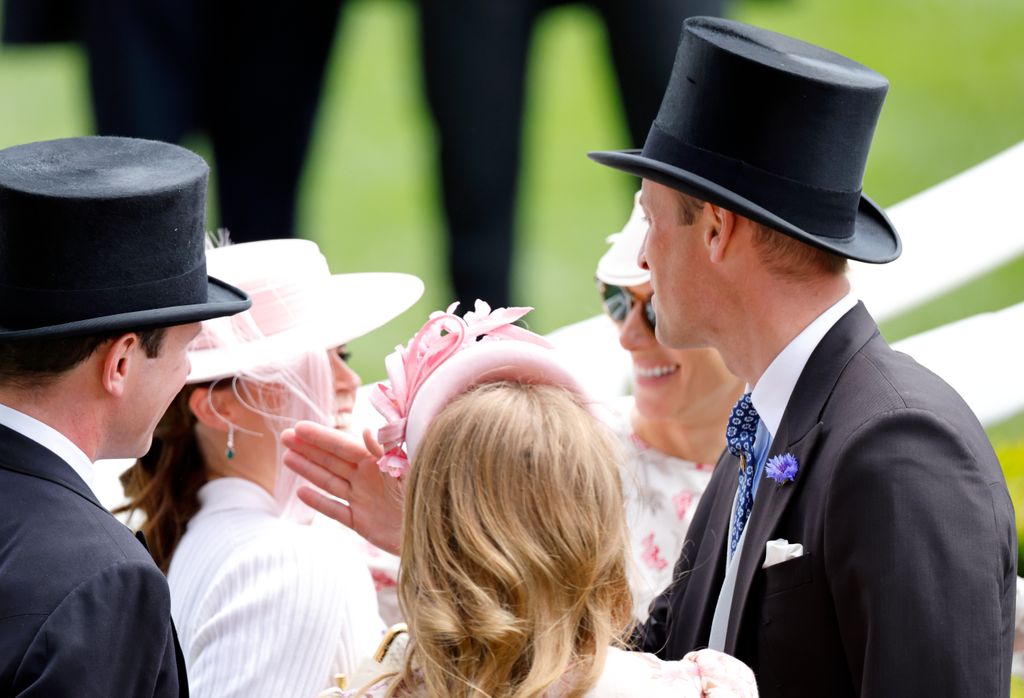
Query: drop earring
[{"left": 226, "top": 425, "right": 235, "bottom": 460}]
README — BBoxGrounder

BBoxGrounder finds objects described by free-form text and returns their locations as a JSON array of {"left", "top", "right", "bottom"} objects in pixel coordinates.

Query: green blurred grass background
[
  {"left": 2, "top": 0, "right": 1023, "bottom": 375},
  {"left": 3, "top": 1, "right": 1024, "bottom": 686}
]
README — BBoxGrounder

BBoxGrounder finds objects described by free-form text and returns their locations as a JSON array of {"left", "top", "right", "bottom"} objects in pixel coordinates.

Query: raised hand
[{"left": 282, "top": 422, "right": 403, "bottom": 555}]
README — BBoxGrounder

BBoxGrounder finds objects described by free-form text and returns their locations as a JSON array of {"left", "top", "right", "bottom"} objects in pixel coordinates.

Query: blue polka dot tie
[{"left": 726, "top": 393, "right": 760, "bottom": 556}]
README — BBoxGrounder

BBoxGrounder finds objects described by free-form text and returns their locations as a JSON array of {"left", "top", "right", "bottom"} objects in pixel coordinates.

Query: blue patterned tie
[{"left": 726, "top": 393, "right": 760, "bottom": 556}]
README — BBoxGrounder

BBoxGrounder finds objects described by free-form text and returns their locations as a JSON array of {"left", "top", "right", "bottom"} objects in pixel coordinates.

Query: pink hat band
[
  {"left": 233, "top": 264, "right": 332, "bottom": 339},
  {"left": 404, "top": 341, "right": 589, "bottom": 459},
  {"left": 189, "top": 263, "right": 330, "bottom": 352}
]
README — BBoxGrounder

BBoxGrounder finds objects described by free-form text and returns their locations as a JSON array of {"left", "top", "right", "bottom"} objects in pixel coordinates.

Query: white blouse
[{"left": 168, "top": 477, "right": 386, "bottom": 698}]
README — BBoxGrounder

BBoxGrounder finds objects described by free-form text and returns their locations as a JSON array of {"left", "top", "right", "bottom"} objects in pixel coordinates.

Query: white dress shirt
[
  {"left": 708, "top": 291, "right": 857, "bottom": 650},
  {"left": 749, "top": 291, "right": 858, "bottom": 441},
  {"left": 0, "top": 401, "right": 95, "bottom": 494}
]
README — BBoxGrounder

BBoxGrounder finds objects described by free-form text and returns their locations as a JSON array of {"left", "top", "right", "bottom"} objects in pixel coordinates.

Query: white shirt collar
[
  {"left": 750, "top": 291, "right": 858, "bottom": 439},
  {"left": 192, "top": 477, "right": 280, "bottom": 524},
  {"left": 0, "top": 401, "right": 96, "bottom": 494}
]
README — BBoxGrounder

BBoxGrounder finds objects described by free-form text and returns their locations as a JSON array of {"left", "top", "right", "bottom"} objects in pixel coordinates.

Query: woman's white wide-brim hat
[
  {"left": 594, "top": 191, "right": 650, "bottom": 287},
  {"left": 187, "top": 239, "right": 424, "bottom": 384}
]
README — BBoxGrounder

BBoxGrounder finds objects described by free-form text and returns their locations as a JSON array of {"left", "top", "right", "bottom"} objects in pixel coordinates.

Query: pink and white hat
[
  {"left": 370, "top": 300, "right": 593, "bottom": 478},
  {"left": 184, "top": 238, "right": 423, "bottom": 523},
  {"left": 595, "top": 191, "right": 650, "bottom": 287},
  {"left": 187, "top": 239, "right": 424, "bottom": 383}
]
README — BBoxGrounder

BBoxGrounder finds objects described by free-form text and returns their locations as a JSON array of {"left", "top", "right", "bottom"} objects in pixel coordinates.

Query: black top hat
[
  {"left": 589, "top": 17, "right": 901, "bottom": 264},
  {"left": 0, "top": 136, "right": 251, "bottom": 340}
]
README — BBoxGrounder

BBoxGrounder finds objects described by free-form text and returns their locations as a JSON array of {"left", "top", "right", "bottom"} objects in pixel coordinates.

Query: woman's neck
[
  {"left": 194, "top": 424, "right": 278, "bottom": 496},
  {"left": 630, "top": 384, "right": 743, "bottom": 464}
]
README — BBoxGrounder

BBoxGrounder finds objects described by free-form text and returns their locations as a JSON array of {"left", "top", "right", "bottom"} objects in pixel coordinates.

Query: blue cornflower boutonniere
[{"left": 765, "top": 453, "right": 799, "bottom": 485}]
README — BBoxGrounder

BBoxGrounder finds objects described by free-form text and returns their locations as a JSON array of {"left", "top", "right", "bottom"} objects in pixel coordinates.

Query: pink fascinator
[{"left": 370, "top": 300, "right": 591, "bottom": 477}]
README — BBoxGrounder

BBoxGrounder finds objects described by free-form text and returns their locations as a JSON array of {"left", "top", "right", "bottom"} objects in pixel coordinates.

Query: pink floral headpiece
[{"left": 369, "top": 300, "right": 558, "bottom": 477}]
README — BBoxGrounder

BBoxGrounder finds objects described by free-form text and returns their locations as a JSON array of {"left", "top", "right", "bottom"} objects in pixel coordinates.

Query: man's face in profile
[{"left": 105, "top": 322, "right": 201, "bottom": 459}]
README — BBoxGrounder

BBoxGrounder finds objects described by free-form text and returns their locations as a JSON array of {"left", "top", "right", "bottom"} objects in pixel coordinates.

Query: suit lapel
[
  {"left": 724, "top": 422, "right": 823, "bottom": 651},
  {"left": 722, "top": 302, "right": 881, "bottom": 652},
  {"left": 664, "top": 446, "right": 737, "bottom": 656},
  {"left": 0, "top": 421, "right": 106, "bottom": 511}
]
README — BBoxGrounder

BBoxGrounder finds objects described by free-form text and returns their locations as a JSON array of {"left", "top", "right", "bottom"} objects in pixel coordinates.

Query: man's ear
[
  {"left": 99, "top": 334, "right": 136, "bottom": 398},
  {"left": 188, "top": 386, "right": 231, "bottom": 433},
  {"left": 703, "top": 204, "right": 736, "bottom": 264}
]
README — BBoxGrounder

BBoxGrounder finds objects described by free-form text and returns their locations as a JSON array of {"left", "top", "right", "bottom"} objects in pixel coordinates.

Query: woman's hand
[{"left": 282, "top": 422, "right": 403, "bottom": 555}]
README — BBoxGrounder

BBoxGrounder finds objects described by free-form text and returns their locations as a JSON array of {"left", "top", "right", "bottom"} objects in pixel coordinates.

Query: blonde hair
[{"left": 388, "top": 382, "right": 632, "bottom": 697}]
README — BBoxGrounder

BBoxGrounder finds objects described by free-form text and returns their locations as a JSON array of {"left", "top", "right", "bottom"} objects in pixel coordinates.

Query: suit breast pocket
[{"left": 763, "top": 552, "right": 813, "bottom": 596}]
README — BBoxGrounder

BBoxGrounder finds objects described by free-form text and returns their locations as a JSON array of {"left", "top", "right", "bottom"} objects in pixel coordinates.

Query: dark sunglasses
[{"left": 599, "top": 282, "right": 656, "bottom": 331}]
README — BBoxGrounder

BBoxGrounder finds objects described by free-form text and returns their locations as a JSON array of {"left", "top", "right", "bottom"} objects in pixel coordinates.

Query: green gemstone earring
[{"left": 226, "top": 425, "right": 235, "bottom": 460}]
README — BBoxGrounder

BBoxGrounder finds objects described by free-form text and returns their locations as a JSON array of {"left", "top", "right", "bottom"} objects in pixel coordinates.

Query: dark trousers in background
[
  {"left": 418, "top": 0, "right": 725, "bottom": 310},
  {"left": 3, "top": 0, "right": 344, "bottom": 243}
]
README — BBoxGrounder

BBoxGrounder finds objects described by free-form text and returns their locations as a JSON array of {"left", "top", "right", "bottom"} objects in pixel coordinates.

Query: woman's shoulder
[
  {"left": 585, "top": 646, "right": 757, "bottom": 697},
  {"left": 172, "top": 512, "right": 376, "bottom": 613}
]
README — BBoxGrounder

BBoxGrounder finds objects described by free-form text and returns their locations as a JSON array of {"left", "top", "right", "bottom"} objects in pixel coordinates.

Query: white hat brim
[
  {"left": 594, "top": 191, "right": 652, "bottom": 287},
  {"left": 187, "top": 272, "right": 424, "bottom": 384}
]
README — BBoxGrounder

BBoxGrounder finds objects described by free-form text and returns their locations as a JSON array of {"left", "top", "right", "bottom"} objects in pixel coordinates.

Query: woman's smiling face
[{"left": 616, "top": 282, "right": 736, "bottom": 422}]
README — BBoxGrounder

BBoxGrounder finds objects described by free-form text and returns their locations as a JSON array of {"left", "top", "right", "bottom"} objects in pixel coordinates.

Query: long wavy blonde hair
[{"left": 386, "top": 381, "right": 633, "bottom": 697}]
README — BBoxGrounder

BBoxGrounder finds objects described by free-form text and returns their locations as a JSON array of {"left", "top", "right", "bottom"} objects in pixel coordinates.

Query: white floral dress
[{"left": 606, "top": 397, "right": 716, "bottom": 621}]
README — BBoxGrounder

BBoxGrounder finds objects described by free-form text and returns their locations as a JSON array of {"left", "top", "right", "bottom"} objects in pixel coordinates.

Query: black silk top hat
[
  {"left": 589, "top": 17, "right": 901, "bottom": 264},
  {"left": 0, "top": 136, "right": 251, "bottom": 340}
]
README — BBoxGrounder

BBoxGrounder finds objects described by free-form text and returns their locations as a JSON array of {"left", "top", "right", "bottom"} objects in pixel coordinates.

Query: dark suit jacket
[
  {"left": 639, "top": 303, "right": 1016, "bottom": 697},
  {"left": 0, "top": 423, "right": 187, "bottom": 697}
]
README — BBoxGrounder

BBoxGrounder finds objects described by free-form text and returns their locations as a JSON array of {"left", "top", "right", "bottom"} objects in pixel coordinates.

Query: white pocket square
[{"left": 763, "top": 538, "right": 803, "bottom": 569}]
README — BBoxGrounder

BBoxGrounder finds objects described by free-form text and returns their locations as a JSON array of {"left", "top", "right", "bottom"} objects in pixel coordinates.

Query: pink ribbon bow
[{"left": 368, "top": 300, "right": 551, "bottom": 477}]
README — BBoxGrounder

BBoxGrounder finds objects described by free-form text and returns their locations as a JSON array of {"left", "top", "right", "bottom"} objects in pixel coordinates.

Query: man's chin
[
  {"left": 98, "top": 436, "right": 154, "bottom": 463},
  {"left": 655, "top": 326, "right": 712, "bottom": 353},
  {"left": 654, "top": 323, "right": 689, "bottom": 349}
]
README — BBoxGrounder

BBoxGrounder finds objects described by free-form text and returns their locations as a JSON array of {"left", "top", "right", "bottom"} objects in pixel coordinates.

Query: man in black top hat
[
  {"left": 267, "top": 15, "right": 1015, "bottom": 696},
  {"left": 0, "top": 136, "right": 250, "bottom": 696},
  {"left": 588, "top": 17, "right": 1015, "bottom": 696}
]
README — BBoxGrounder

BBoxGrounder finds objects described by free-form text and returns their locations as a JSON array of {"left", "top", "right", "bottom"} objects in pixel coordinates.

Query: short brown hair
[
  {"left": 672, "top": 190, "right": 847, "bottom": 277},
  {"left": 750, "top": 222, "right": 848, "bottom": 278},
  {"left": 0, "top": 327, "right": 167, "bottom": 388}
]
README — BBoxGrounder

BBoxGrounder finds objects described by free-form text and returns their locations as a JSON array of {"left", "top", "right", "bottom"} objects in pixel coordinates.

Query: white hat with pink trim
[{"left": 187, "top": 239, "right": 424, "bottom": 384}]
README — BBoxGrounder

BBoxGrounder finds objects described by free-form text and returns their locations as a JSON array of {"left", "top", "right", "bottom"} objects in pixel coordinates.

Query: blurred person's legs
[
  {"left": 207, "top": 1, "right": 343, "bottom": 243},
  {"left": 418, "top": 0, "right": 538, "bottom": 310},
  {"left": 595, "top": 0, "right": 725, "bottom": 146},
  {"left": 418, "top": 0, "right": 723, "bottom": 311},
  {"left": 79, "top": 0, "right": 343, "bottom": 243},
  {"left": 80, "top": 0, "right": 203, "bottom": 144}
]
